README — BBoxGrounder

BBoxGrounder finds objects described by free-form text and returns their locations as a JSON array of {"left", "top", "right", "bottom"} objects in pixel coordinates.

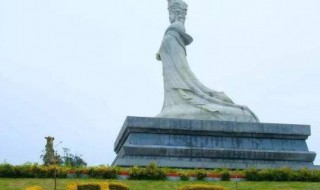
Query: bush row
[
  {"left": 0, "top": 163, "right": 119, "bottom": 179},
  {"left": 173, "top": 169, "right": 231, "bottom": 181},
  {"left": 67, "top": 182, "right": 129, "bottom": 190},
  {"left": 27, "top": 183, "right": 229, "bottom": 190},
  {"left": 0, "top": 164, "right": 64, "bottom": 178},
  {"left": 128, "top": 162, "right": 166, "bottom": 180},
  {"left": 1, "top": 163, "right": 320, "bottom": 182},
  {"left": 245, "top": 168, "right": 320, "bottom": 182}
]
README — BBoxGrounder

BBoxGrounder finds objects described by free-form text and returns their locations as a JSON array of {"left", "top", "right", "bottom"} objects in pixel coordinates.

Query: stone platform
[{"left": 112, "top": 116, "right": 318, "bottom": 169}]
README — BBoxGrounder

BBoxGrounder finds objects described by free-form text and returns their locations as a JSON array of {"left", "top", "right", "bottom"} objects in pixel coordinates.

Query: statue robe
[{"left": 157, "top": 22, "right": 259, "bottom": 122}]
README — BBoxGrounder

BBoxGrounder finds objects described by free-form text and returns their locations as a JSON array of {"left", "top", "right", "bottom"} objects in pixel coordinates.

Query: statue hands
[
  {"left": 208, "top": 91, "right": 234, "bottom": 104},
  {"left": 156, "top": 53, "right": 161, "bottom": 61}
]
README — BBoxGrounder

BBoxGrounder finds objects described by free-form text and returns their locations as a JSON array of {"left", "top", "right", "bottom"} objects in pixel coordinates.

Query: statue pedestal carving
[{"left": 112, "top": 116, "right": 319, "bottom": 169}]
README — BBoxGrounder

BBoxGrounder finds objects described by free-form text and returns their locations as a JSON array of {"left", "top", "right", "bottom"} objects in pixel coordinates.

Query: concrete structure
[{"left": 113, "top": 116, "right": 318, "bottom": 169}]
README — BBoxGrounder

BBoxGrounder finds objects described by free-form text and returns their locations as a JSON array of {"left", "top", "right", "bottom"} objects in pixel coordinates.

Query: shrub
[
  {"left": 129, "top": 166, "right": 144, "bottom": 180},
  {"left": 296, "top": 168, "right": 320, "bottom": 182},
  {"left": 88, "top": 166, "right": 118, "bottom": 179},
  {"left": 272, "top": 167, "right": 294, "bottom": 181},
  {"left": 56, "top": 167, "right": 68, "bottom": 178},
  {"left": 66, "top": 183, "right": 77, "bottom": 190},
  {"left": 88, "top": 167, "right": 104, "bottom": 178},
  {"left": 178, "top": 172, "right": 189, "bottom": 181},
  {"left": 67, "top": 182, "right": 108, "bottom": 190},
  {"left": 178, "top": 184, "right": 228, "bottom": 190},
  {"left": 37, "top": 165, "right": 53, "bottom": 178},
  {"left": 257, "top": 169, "right": 273, "bottom": 181},
  {"left": 77, "top": 184, "right": 100, "bottom": 190},
  {"left": 75, "top": 168, "right": 89, "bottom": 176},
  {"left": 24, "top": 186, "right": 43, "bottom": 190},
  {"left": 129, "top": 162, "right": 166, "bottom": 180},
  {"left": 310, "top": 170, "right": 320, "bottom": 182},
  {"left": 103, "top": 167, "right": 118, "bottom": 179},
  {"left": 13, "top": 165, "right": 30, "bottom": 178},
  {"left": 297, "top": 168, "right": 312, "bottom": 181},
  {"left": 244, "top": 168, "right": 259, "bottom": 181},
  {"left": 109, "top": 182, "right": 129, "bottom": 190},
  {"left": 244, "top": 167, "right": 320, "bottom": 182},
  {"left": 0, "top": 163, "right": 60, "bottom": 178},
  {"left": 195, "top": 169, "right": 207, "bottom": 180},
  {"left": 144, "top": 162, "right": 166, "bottom": 180},
  {"left": 31, "top": 164, "right": 44, "bottom": 178},
  {"left": 2, "top": 163, "right": 320, "bottom": 182},
  {"left": 0, "top": 164, "right": 15, "bottom": 178},
  {"left": 220, "top": 170, "right": 230, "bottom": 181}
]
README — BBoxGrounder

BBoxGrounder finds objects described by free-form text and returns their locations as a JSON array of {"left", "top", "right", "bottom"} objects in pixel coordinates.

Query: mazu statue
[
  {"left": 156, "top": 0, "right": 259, "bottom": 122},
  {"left": 112, "top": 0, "right": 318, "bottom": 170}
]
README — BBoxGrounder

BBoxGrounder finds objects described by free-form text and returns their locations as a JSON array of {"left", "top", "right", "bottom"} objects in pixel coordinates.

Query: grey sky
[{"left": 0, "top": 0, "right": 319, "bottom": 166}]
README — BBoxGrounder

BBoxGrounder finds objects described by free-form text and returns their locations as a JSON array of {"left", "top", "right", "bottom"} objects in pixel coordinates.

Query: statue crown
[{"left": 168, "top": 0, "right": 188, "bottom": 13}]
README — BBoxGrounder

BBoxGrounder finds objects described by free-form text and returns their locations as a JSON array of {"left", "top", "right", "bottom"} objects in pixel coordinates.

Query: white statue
[{"left": 156, "top": 0, "right": 259, "bottom": 122}]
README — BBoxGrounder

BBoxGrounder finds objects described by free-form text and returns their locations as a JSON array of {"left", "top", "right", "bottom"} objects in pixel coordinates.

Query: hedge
[
  {"left": 67, "top": 182, "right": 109, "bottom": 190},
  {"left": 220, "top": 170, "right": 230, "bottom": 181},
  {"left": 129, "top": 162, "right": 166, "bottom": 180},
  {"left": 0, "top": 163, "right": 118, "bottom": 179},
  {"left": 67, "top": 182, "right": 129, "bottom": 190},
  {"left": 244, "top": 167, "right": 320, "bottom": 182},
  {"left": 1, "top": 163, "right": 320, "bottom": 182}
]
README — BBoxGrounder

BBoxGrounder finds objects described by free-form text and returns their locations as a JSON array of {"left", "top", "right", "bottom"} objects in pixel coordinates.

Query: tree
[
  {"left": 62, "top": 147, "right": 87, "bottom": 167},
  {"left": 41, "top": 138, "right": 87, "bottom": 167}
]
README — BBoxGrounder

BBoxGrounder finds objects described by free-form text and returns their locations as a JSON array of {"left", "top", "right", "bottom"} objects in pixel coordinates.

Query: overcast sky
[{"left": 0, "top": 0, "right": 319, "bottom": 166}]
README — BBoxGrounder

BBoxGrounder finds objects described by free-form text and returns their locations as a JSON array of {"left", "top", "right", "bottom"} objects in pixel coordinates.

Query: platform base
[{"left": 112, "top": 116, "right": 318, "bottom": 169}]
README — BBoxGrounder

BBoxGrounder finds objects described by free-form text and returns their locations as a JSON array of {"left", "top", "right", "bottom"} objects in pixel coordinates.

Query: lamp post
[
  {"left": 53, "top": 141, "right": 62, "bottom": 190},
  {"left": 235, "top": 173, "right": 239, "bottom": 190}
]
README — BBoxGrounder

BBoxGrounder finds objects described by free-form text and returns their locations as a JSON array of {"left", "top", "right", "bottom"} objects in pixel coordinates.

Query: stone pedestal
[{"left": 112, "top": 116, "right": 318, "bottom": 169}]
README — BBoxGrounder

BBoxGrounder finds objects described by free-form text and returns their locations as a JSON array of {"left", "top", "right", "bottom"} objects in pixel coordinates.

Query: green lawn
[{"left": 1, "top": 179, "right": 320, "bottom": 190}]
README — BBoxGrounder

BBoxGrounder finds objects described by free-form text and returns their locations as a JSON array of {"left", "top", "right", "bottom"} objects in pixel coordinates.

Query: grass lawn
[{"left": 1, "top": 179, "right": 320, "bottom": 190}]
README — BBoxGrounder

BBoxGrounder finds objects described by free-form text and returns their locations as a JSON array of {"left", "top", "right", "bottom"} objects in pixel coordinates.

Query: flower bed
[
  {"left": 24, "top": 186, "right": 43, "bottom": 190},
  {"left": 229, "top": 174, "right": 245, "bottom": 181},
  {"left": 206, "top": 173, "right": 221, "bottom": 181},
  {"left": 167, "top": 172, "right": 180, "bottom": 181},
  {"left": 118, "top": 171, "right": 130, "bottom": 180},
  {"left": 67, "top": 182, "right": 108, "bottom": 190},
  {"left": 2, "top": 163, "right": 320, "bottom": 182},
  {"left": 67, "top": 182, "right": 129, "bottom": 190}
]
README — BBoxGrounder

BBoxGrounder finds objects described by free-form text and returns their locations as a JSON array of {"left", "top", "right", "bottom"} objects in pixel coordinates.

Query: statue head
[
  {"left": 45, "top": 136, "right": 54, "bottom": 141},
  {"left": 45, "top": 136, "right": 54, "bottom": 146},
  {"left": 168, "top": 0, "right": 188, "bottom": 24}
]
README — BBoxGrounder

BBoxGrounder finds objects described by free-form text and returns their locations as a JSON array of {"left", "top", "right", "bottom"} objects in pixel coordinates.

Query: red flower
[
  {"left": 119, "top": 171, "right": 130, "bottom": 175},
  {"left": 187, "top": 173, "right": 196, "bottom": 177},
  {"left": 167, "top": 173, "right": 179, "bottom": 177},
  {"left": 230, "top": 174, "right": 245, "bottom": 178},
  {"left": 207, "top": 173, "right": 221, "bottom": 178}
]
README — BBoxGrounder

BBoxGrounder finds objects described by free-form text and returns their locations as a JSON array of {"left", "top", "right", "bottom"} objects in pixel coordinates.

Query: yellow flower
[
  {"left": 24, "top": 186, "right": 43, "bottom": 190},
  {"left": 66, "top": 182, "right": 110, "bottom": 190}
]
